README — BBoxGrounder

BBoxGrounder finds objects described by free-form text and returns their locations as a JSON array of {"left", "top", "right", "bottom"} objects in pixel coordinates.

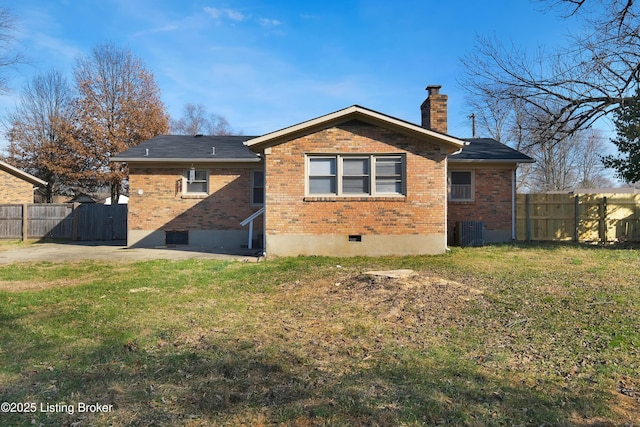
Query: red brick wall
[
  {"left": 128, "top": 165, "right": 263, "bottom": 232},
  {"left": 420, "top": 86, "right": 448, "bottom": 134},
  {"left": 264, "top": 120, "right": 448, "bottom": 236},
  {"left": 447, "top": 167, "right": 514, "bottom": 240},
  {"left": 0, "top": 169, "right": 35, "bottom": 204},
  {"left": 421, "top": 95, "right": 448, "bottom": 134}
]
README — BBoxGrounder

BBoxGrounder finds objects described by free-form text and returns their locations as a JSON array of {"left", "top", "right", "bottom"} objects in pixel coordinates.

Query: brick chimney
[{"left": 420, "top": 85, "right": 448, "bottom": 134}]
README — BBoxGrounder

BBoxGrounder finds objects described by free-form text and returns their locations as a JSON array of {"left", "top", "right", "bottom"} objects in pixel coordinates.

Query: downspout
[
  {"left": 262, "top": 149, "right": 268, "bottom": 257},
  {"left": 511, "top": 169, "right": 516, "bottom": 240},
  {"left": 445, "top": 144, "right": 465, "bottom": 251},
  {"left": 444, "top": 155, "right": 451, "bottom": 252}
]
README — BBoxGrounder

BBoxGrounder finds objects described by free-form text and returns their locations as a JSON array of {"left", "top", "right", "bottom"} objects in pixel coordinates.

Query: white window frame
[
  {"left": 183, "top": 168, "right": 209, "bottom": 195},
  {"left": 448, "top": 170, "right": 474, "bottom": 201},
  {"left": 306, "top": 154, "right": 405, "bottom": 197},
  {"left": 251, "top": 169, "right": 265, "bottom": 205}
]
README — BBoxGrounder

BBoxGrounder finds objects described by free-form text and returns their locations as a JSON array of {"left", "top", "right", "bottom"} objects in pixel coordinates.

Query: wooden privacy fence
[
  {"left": 0, "top": 203, "right": 127, "bottom": 241},
  {"left": 516, "top": 193, "right": 640, "bottom": 243}
]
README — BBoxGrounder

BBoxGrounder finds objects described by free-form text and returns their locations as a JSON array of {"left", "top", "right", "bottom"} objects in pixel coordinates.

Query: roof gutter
[
  {"left": 448, "top": 158, "right": 535, "bottom": 164},
  {"left": 109, "top": 157, "right": 261, "bottom": 163}
]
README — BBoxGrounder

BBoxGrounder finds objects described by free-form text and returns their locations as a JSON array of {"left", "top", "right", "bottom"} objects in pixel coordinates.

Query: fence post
[
  {"left": 22, "top": 204, "right": 28, "bottom": 242},
  {"left": 598, "top": 196, "right": 607, "bottom": 244},
  {"left": 72, "top": 203, "right": 80, "bottom": 241},
  {"left": 525, "top": 193, "right": 531, "bottom": 242},
  {"left": 601, "top": 196, "right": 608, "bottom": 244},
  {"left": 574, "top": 195, "right": 579, "bottom": 242}
]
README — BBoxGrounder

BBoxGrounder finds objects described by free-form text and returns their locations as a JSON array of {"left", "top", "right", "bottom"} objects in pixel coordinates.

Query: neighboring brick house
[
  {"left": 111, "top": 86, "right": 532, "bottom": 256},
  {"left": 0, "top": 160, "right": 47, "bottom": 204}
]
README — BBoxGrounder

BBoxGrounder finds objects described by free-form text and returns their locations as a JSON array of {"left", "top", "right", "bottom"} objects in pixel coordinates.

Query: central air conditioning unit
[{"left": 455, "top": 221, "right": 485, "bottom": 247}]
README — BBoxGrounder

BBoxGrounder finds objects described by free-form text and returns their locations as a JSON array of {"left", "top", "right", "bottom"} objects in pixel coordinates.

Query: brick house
[
  {"left": 0, "top": 160, "right": 47, "bottom": 204},
  {"left": 111, "top": 86, "right": 532, "bottom": 256}
]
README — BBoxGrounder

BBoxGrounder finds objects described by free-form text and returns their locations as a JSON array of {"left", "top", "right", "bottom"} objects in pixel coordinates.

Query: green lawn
[{"left": 0, "top": 244, "right": 638, "bottom": 426}]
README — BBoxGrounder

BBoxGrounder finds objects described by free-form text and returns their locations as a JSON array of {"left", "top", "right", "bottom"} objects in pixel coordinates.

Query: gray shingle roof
[
  {"left": 110, "top": 134, "right": 533, "bottom": 165},
  {"left": 449, "top": 138, "right": 534, "bottom": 163},
  {"left": 110, "top": 135, "right": 260, "bottom": 162}
]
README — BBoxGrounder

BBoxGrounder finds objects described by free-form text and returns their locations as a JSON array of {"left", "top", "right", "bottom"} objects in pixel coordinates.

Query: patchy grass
[
  {"left": 0, "top": 239, "right": 32, "bottom": 251},
  {"left": 0, "top": 244, "right": 638, "bottom": 426}
]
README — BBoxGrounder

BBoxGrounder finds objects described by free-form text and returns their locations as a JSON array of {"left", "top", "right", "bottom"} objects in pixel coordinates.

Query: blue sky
[{"left": 2, "top": 0, "right": 581, "bottom": 139}]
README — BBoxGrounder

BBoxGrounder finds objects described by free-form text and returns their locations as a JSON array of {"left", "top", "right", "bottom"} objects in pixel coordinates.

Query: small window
[
  {"left": 184, "top": 169, "right": 208, "bottom": 194},
  {"left": 251, "top": 170, "right": 265, "bottom": 204},
  {"left": 449, "top": 171, "right": 473, "bottom": 201}
]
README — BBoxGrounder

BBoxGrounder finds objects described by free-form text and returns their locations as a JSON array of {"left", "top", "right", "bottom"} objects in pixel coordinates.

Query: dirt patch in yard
[
  {"left": 232, "top": 270, "right": 490, "bottom": 377},
  {"left": 325, "top": 271, "right": 486, "bottom": 328}
]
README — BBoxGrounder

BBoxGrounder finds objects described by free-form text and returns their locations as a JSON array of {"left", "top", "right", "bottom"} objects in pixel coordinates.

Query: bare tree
[
  {"left": 461, "top": 0, "right": 640, "bottom": 140},
  {"left": 69, "top": 42, "right": 169, "bottom": 202},
  {"left": 467, "top": 88, "right": 613, "bottom": 191},
  {"left": 170, "top": 103, "right": 234, "bottom": 135},
  {"left": 465, "top": 90, "right": 511, "bottom": 142},
  {"left": 4, "top": 70, "right": 75, "bottom": 202},
  {"left": 576, "top": 129, "right": 613, "bottom": 188},
  {"left": 519, "top": 113, "right": 612, "bottom": 191},
  {"left": 0, "top": 7, "right": 25, "bottom": 94}
]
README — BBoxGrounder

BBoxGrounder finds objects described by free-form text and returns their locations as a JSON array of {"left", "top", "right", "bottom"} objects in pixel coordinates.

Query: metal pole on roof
[{"left": 468, "top": 113, "right": 477, "bottom": 138}]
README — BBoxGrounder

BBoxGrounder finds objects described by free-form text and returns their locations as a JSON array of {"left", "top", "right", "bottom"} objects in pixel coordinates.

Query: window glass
[
  {"left": 376, "top": 178, "right": 402, "bottom": 194},
  {"left": 375, "top": 157, "right": 403, "bottom": 194},
  {"left": 450, "top": 171, "right": 472, "bottom": 200},
  {"left": 184, "top": 169, "right": 208, "bottom": 194},
  {"left": 187, "top": 181, "right": 207, "bottom": 193},
  {"left": 376, "top": 157, "right": 402, "bottom": 175},
  {"left": 309, "top": 177, "right": 336, "bottom": 194},
  {"left": 252, "top": 170, "right": 264, "bottom": 204},
  {"left": 342, "top": 158, "right": 369, "bottom": 194},
  {"left": 309, "top": 158, "right": 336, "bottom": 175},
  {"left": 343, "top": 176, "right": 370, "bottom": 193},
  {"left": 343, "top": 158, "right": 368, "bottom": 175},
  {"left": 451, "top": 171, "right": 472, "bottom": 185},
  {"left": 309, "top": 158, "right": 337, "bottom": 194}
]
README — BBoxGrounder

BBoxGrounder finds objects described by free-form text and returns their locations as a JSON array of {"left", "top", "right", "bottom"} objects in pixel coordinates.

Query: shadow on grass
[
  {"left": 495, "top": 240, "right": 640, "bottom": 251},
  {"left": 0, "top": 330, "right": 618, "bottom": 427}
]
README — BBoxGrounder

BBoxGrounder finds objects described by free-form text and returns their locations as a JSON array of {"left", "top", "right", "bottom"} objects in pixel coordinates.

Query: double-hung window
[
  {"left": 448, "top": 171, "right": 473, "bottom": 201},
  {"left": 342, "top": 157, "right": 370, "bottom": 194},
  {"left": 251, "top": 170, "right": 265, "bottom": 205},
  {"left": 375, "top": 156, "right": 403, "bottom": 194},
  {"left": 307, "top": 155, "right": 404, "bottom": 196},
  {"left": 184, "top": 169, "right": 208, "bottom": 195},
  {"left": 308, "top": 157, "right": 337, "bottom": 194}
]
